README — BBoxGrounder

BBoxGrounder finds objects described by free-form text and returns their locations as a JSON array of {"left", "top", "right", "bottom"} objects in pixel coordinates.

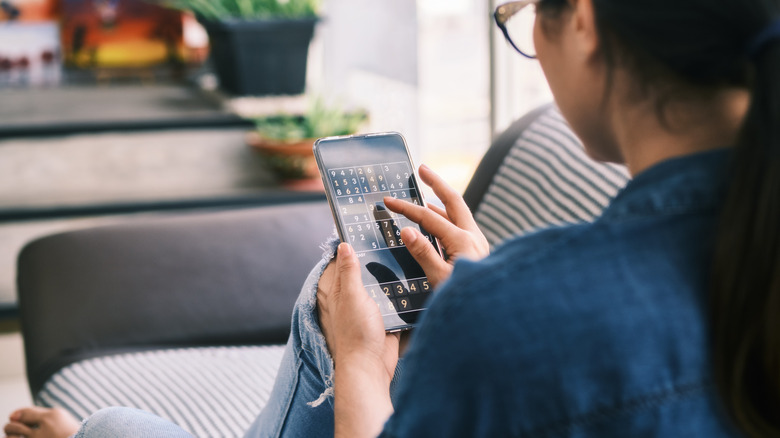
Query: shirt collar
[{"left": 600, "top": 148, "right": 732, "bottom": 220}]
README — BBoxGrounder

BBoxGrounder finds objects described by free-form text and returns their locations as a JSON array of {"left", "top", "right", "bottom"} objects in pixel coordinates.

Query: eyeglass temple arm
[{"left": 493, "top": 1, "right": 533, "bottom": 25}]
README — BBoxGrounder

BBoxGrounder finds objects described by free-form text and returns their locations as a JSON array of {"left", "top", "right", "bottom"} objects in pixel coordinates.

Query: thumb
[
  {"left": 336, "top": 243, "right": 364, "bottom": 297},
  {"left": 400, "top": 227, "right": 448, "bottom": 286}
]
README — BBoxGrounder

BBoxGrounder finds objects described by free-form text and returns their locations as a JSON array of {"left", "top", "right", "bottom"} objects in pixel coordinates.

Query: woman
[{"left": 6, "top": 0, "right": 780, "bottom": 436}]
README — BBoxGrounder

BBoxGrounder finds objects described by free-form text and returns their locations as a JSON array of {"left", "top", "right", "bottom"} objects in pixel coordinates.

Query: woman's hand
[
  {"left": 317, "top": 244, "right": 398, "bottom": 437},
  {"left": 317, "top": 243, "right": 400, "bottom": 379},
  {"left": 384, "top": 164, "right": 490, "bottom": 287}
]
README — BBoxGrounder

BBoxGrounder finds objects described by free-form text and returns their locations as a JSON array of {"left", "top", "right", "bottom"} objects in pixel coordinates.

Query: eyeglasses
[{"left": 494, "top": 0, "right": 539, "bottom": 59}]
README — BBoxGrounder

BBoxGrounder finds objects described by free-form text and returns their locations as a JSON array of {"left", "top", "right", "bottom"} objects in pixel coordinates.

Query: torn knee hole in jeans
[
  {"left": 307, "top": 384, "right": 334, "bottom": 408},
  {"left": 299, "top": 234, "right": 339, "bottom": 409}
]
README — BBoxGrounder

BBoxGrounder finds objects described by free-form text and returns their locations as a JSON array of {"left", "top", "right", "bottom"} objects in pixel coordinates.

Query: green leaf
[
  {"left": 155, "top": 0, "right": 320, "bottom": 18},
  {"left": 251, "top": 99, "right": 368, "bottom": 142}
]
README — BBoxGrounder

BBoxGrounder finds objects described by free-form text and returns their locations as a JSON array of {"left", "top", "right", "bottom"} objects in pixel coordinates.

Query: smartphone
[{"left": 313, "top": 132, "right": 442, "bottom": 332}]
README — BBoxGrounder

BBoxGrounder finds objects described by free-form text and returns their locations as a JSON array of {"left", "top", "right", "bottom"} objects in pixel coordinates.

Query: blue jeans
[
  {"left": 244, "top": 240, "right": 339, "bottom": 437},
  {"left": 71, "top": 238, "right": 399, "bottom": 438}
]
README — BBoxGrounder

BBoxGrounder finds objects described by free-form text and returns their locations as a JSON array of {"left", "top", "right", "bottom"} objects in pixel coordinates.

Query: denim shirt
[{"left": 381, "top": 149, "right": 742, "bottom": 437}]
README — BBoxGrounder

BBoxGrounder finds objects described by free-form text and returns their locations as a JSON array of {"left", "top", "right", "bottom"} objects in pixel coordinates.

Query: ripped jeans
[
  {"left": 243, "top": 238, "right": 340, "bottom": 437},
  {"left": 72, "top": 237, "right": 402, "bottom": 438}
]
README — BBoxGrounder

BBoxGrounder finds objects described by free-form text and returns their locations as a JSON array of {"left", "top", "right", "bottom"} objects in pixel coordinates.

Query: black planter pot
[{"left": 201, "top": 17, "right": 317, "bottom": 96}]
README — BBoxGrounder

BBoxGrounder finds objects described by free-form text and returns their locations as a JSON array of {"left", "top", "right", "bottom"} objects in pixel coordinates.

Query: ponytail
[{"left": 711, "top": 38, "right": 780, "bottom": 436}]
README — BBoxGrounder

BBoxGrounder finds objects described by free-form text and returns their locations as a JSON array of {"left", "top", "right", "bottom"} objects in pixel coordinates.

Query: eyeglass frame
[{"left": 494, "top": 0, "right": 540, "bottom": 59}]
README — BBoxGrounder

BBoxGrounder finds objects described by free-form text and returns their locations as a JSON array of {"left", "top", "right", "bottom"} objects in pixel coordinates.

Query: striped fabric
[
  {"left": 37, "top": 345, "right": 285, "bottom": 438},
  {"left": 474, "top": 107, "right": 630, "bottom": 247},
  {"left": 37, "top": 106, "right": 629, "bottom": 437}
]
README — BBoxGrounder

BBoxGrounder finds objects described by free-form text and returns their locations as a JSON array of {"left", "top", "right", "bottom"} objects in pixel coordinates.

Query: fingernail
[
  {"left": 10, "top": 411, "right": 20, "bottom": 421},
  {"left": 339, "top": 243, "right": 353, "bottom": 257},
  {"left": 420, "top": 163, "right": 430, "bottom": 172}
]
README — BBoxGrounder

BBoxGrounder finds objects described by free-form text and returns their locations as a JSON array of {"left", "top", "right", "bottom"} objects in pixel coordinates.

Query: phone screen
[{"left": 313, "top": 132, "right": 441, "bottom": 331}]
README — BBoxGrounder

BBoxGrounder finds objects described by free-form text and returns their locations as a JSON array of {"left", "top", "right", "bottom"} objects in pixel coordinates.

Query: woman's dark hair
[{"left": 537, "top": 0, "right": 780, "bottom": 435}]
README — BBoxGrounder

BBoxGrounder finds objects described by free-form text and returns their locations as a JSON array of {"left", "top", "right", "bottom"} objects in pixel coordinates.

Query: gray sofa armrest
[
  {"left": 18, "top": 201, "right": 335, "bottom": 395},
  {"left": 463, "top": 103, "right": 554, "bottom": 212}
]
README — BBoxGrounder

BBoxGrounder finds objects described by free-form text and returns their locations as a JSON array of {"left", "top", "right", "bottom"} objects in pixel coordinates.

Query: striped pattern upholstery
[
  {"left": 36, "top": 106, "right": 630, "bottom": 437},
  {"left": 474, "top": 107, "right": 630, "bottom": 247},
  {"left": 37, "top": 345, "right": 285, "bottom": 437}
]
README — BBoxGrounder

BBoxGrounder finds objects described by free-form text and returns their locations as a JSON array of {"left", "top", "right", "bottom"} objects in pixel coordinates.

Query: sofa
[{"left": 17, "top": 104, "right": 629, "bottom": 437}]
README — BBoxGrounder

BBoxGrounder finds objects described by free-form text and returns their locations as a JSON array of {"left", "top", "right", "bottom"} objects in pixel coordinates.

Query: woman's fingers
[
  {"left": 384, "top": 196, "right": 458, "bottom": 244},
  {"left": 4, "top": 407, "right": 81, "bottom": 438},
  {"left": 417, "top": 164, "right": 478, "bottom": 231},
  {"left": 10, "top": 407, "right": 48, "bottom": 425},
  {"left": 385, "top": 196, "right": 483, "bottom": 260},
  {"left": 4, "top": 420, "right": 34, "bottom": 437},
  {"left": 400, "top": 228, "right": 450, "bottom": 286},
  {"left": 383, "top": 163, "right": 490, "bottom": 286},
  {"left": 426, "top": 203, "right": 450, "bottom": 222}
]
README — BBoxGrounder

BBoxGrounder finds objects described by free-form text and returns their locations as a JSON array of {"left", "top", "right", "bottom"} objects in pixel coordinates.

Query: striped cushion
[
  {"left": 474, "top": 107, "right": 630, "bottom": 247},
  {"left": 37, "top": 345, "right": 285, "bottom": 437}
]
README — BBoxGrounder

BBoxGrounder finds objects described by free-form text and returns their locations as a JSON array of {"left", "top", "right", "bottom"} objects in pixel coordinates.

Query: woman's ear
[{"left": 569, "top": 0, "right": 600, "bottom": 61}]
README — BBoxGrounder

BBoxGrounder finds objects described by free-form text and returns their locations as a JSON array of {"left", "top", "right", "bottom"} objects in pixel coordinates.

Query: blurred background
[{"left": 0, "top": 0, "right": 551, "bottom": 412}]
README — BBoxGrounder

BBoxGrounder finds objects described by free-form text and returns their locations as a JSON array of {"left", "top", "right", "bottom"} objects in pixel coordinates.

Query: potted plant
[
  {"left": 162, "top": 0, "right": 321, "bottom": 95},
  {"left": 246, "top": 99, "right": 367, "bottom": 188}
]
